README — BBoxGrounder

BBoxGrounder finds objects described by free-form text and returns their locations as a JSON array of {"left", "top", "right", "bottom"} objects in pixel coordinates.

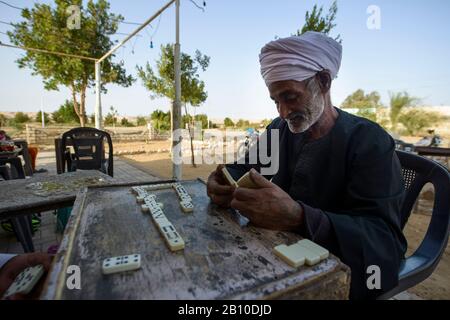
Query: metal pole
[
  {"left": 172, "top": 0, "right": 182, "bottom": 180},
  {"left": 41, "top": 96, "right": 45, "bottom": 128},
  {"left": 95, "top": 61, "right": 102, "bottom": 129}
]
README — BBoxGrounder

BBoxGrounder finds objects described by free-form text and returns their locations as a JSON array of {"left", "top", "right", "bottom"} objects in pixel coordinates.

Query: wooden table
[
  {"left": 41, "top": 180, "right": 350, "bottom": 300},
  {"left": 0, "top": 170, "right": 113, "bottom": 252}
]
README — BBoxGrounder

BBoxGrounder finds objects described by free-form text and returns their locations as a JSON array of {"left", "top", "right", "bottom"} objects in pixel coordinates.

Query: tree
[
  {"left": 236, "top": 119, "right": 250, "bottom": 128},
  {"left": 150, "top": 110, "right": 171, "bottom": 132},
  {"left": 341, "top": 89, "right": 383, "bottom": 122},
  {"left": 137, "top": 44, "right": 210, "bottom": 167},
  {"left": 35, "top": 111, "right": 51, "bottom": 124},
  {"left": 136, "top": 116, "right": 147, "bottom": 126},
  {"left": 224, "top": 118, "right": 234, "bottom": 128},
  {"left": 52, "top": 100, "right": 80, "bottom": 123},
  {"left": 398, "top": 109, "right": 442, "bottom": 136},
  {"left": 120, "top": 118, "right": 135, "bottom": 127},
  {"left": 389, "top": 92, "right": 416, "bottom": 131},
  {"left": 104, "top": 106, "right": 118, "bottom": 127},
  {"left": 13, "top": 112, "right": 30, "bottom": 123},
  {"left": 195, "top": 114, "right": 209, "bottom": 129},
  {"left": 8, "top": 0, "right": 134, "bottom": 127},
  {"left": 297, "top": 0, "right": 341, "bottom": 42},
  {"left": 0, "top": 113, "right": 8, "bottom": 127}
]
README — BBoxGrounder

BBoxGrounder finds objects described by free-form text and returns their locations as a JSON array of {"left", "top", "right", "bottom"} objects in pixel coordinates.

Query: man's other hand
[
  {"left": 207, "top": 165, "right": 236, "bottom": 208},
  {"left": 0, "top": 252, "right": 53, "bottom": 300},
  {"left": 231, "top": 169, "right": 304, "bottom": 231}
]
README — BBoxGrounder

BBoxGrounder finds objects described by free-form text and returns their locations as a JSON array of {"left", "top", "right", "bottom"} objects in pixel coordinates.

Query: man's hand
[
  {"left": 207, "top": 165, "right": 236, "bottom": 208},
  {"left": 0, "top": 253, "right": 53, "bottom": 300},
  {"left": 231, "top": 169, "right": 304, "bottom": 231}
]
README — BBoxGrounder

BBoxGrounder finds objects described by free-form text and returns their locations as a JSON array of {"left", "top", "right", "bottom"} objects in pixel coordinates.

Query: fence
[{"left": 24, "top": 124, "right": 170, "bottom": 145}]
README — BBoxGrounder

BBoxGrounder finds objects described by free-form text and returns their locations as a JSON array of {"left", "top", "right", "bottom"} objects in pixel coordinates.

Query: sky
[{"left": 0, "top": 0, "right": 450, "bottom": 121}]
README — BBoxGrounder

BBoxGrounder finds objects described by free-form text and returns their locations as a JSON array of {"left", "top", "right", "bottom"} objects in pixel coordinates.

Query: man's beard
[{"left": 286, "top": 81, "right": 325, "bottom": 134}]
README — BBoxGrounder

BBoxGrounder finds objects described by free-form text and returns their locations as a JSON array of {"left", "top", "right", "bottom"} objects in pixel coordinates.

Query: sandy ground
[{"left": 119, "top": 140, "right": 450, "bottom": 299}]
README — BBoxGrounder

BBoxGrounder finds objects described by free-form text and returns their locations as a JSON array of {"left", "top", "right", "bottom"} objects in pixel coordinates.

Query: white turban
[{"left": 259, "top": 31, "right": 342, "bottom": 87}]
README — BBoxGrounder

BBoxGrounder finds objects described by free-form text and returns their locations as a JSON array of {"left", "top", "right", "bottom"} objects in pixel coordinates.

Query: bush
[
  {"left": 52, "top": 100, "right": 80, "bottom": 124},
  {"left": 398, "top": 109, "right": 442, "bottom": 135},
  {"left": 121, "top": 118, "right": 135, "bottom": 127},
  {"left": 104, "top": 114, "right": 117, "bottom": 126},
  {"left": 224, "top": 117, "right": 234, "bottom": 128},
  {"left": 136, "top": 116, "right": 147, "bottom": 126},
  {"left": 0, "top": 113, "right": 8, "bottom": 127},
  {"left": 151, "top": 110, "right": 171, "bottom": 132},
  {"left": 13, "top": 112, "right": 30, "bottom": 123},
  {"left": 35, "top": 111, "right": 51, "bottom": 124}
]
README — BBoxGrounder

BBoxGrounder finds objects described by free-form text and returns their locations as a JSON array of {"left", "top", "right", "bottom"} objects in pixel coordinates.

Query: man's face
[{"left": 268, "top": 78, "right": 325, "bottom": 134}]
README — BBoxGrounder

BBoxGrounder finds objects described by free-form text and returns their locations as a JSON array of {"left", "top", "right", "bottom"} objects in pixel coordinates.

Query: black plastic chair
[
  {"left": 378, "top": 150, "right": 450, "bottom": 299},
  {"left": 0, "top": 157, "right": 35, "bottom": 253},
  {"left": 0, "top": 165, "right": 10, "bottom": 180},
  {"left": 61, "top": 127, "right": 114, "bottom": 177},
  {"left": 0, "top": 157, "right": 26, "bottom": 179}
]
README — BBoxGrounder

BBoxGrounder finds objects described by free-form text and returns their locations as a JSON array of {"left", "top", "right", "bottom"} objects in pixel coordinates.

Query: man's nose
[{"left": 278, "top": 103, "right": 292, "bottom": 120}]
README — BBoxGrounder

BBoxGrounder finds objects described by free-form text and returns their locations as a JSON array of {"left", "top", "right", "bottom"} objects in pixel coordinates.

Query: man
[
  {"left": 207, "top": 31, "right": 407, "bottom": 299},
  {"left": 0, "top": 253, "right": 52, "bottom": 299}
]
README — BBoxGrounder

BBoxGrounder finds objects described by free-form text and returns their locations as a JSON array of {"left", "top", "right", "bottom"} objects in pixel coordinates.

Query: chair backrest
[
  {"left": 378, "top": 151, "right": 450, "bottom": 299},
  {"left": 0, "top": 157, "right": 26, "bottom": 180},
  {"left": 0, "top": 165, "right": 10, "bottom": 180},
  {"left": 61, "top": 127, "right": 114, "bottom": 177}
]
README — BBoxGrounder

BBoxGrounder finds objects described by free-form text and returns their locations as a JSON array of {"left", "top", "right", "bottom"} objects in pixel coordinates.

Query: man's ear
[{"left": 316, "top": 70, "right": 332, "bottom": 94}]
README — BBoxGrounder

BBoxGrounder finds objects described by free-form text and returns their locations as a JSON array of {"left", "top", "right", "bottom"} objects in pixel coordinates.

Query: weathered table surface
[
  {"left": 0, "top": 170, "right": 114, "bottom": 220},
  {"left": 41, "top": 180, "right": 350, "bottom": 300}
]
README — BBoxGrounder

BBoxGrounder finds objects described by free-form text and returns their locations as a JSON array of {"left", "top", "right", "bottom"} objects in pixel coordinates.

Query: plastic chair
[
  {"left": 378, "top": 150, "right": 450, "bottom": 299},
  {"left": 0, "top": 157, "right": 26, "bottom": 179},
  {"left": 61, "top": 127, "right": 113, "bottom": 177},
  {"left": 0, "top": 157, "right": 36, "bottom": 253}
]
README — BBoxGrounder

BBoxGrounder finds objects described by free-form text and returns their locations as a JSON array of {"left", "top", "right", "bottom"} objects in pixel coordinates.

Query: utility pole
[
  {"left": 41, "top": 96, "right": 45, "bottom": 128},
  {"left": 95, "top": 61, "right": 102, "bottom": 129},
  {"left": 172, "top": 0, "right": 182, "bottom": 180}
]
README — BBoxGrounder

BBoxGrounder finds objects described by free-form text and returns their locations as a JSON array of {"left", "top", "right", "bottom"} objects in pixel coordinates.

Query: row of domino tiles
[{"left": 132, "top": 184, "right": 187, "bottom": 251}]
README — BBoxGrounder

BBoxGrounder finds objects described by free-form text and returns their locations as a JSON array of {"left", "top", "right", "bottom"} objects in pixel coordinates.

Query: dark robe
[{"left": 226, "top": 108, "right": 407, "bottom": 299}]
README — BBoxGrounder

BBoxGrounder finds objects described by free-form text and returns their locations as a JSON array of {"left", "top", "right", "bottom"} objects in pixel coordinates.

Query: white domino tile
[
  {"left": 3, "top": 265, "right": 45, "bottom": 298},
  {"left": 102, "top": 254, "right": 141, "bottom": 275}
]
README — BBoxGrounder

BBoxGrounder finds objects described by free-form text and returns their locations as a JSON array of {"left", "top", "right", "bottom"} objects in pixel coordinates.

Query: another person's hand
[
  {"left": 207, "top": 165, "right": 236, "bottom": 208},
  {"left": 0, "top": 253, "right": 53, "bottom": 300},
  {"left": 231, "top": 169, "right": 304, "bottom": 231}
]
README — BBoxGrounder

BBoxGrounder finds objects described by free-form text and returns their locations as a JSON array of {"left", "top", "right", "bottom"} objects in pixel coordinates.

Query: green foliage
[
  {"left": 52, "top": 100, "right": 80, "bottom": 124},
  {"left": 120, "top": 118, "right": 135, "bottom": 127},
  {"left": 399, "top": 109, "right": 442, "bottom": 135},
  {"left": 35, "top": 111, "right": 51, "bottom": 124},
  {"left": 13, "top": 112, "right": 30, "bottom": 123},
  {"left": 389, "top": 92, "right": 417, "bottom": 131},
  {"left": 150, "top": 110, "right": 171, "bottom": 132},
  {"left": 0, "top": 113, "right": 8, "bottom": 127},
  {"left": 194, "top": 114, "right": 209, "bottom": 129},
  {"left": 261, "top": 119, "right": 273, "bottom": 128},
  {"left": 297, "top": 0, "right": 341, "bottom": 42},
  {"left": 224, "top": 117, "right": 234, "bottom": 128},
  {"left": 104, "top": 106, "right": 118, "bottom": 127},
  {"left": 9, "top": 0, "right": 134, "bottom": 125},
  {"left": 136, "top": 116, "right": 147, "bottom": 126},
  {"left": 356, "top": 108, "right": 377, "bottom": 123},
  {"left": 236, "top": 119, "right": 250, "bottom": 128},
  {"left": 341, "top": 89, "right": 383, "bottom": 122},
  {"left": 137, "top": 44, "right": 210, "bottom": 106},
  {"left": 341, "top": 89, "right": 383, "bottom": 109}
]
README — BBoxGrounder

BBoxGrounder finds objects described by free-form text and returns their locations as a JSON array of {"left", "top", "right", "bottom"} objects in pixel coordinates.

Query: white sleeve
[{"left": 0, "top": 254, "right": 17, "bottom": 269}]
